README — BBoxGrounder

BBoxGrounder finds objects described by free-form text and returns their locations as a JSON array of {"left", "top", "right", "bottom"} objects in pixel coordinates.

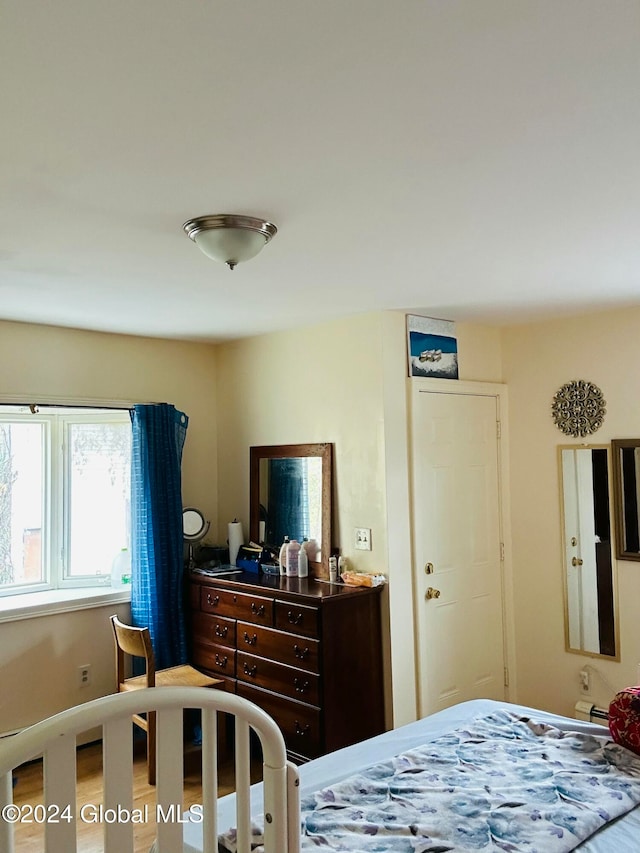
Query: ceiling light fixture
[{"left": 183, "top": 214, "right": 277, "bottom": 270}]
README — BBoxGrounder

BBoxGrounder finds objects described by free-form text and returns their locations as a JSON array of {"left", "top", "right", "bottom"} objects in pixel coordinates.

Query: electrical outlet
[
  {"left": 78, "top": 664, "right": 91, "bottom": 688},
  {"left": 579, "top": 669, "right": 590, "bottom": 693},
  {"left": 355, "top": 527, "right": 372, "bottom": 551}
]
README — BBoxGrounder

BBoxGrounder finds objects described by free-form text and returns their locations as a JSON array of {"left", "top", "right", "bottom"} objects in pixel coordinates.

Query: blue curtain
[
  {"left": 266, "top": 457, "right": 309, "bottom": 547},
  {"left": 130, "top": 404, "right": 189, "bottom": 670}
]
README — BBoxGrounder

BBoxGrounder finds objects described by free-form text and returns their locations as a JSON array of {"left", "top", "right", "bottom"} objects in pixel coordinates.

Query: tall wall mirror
[
  {"left": 559, "top": 445, "right": 618, "bottom": 659},
  {"left": 250, "top": 443, "right": 333, "bottom": 577},
  {"left": 611, "top": 438, "right": 640, "bottom": 561}
]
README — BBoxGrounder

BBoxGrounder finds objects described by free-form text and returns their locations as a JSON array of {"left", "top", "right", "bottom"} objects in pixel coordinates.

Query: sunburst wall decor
[{"left": 551, "top": 380, "right": 606, "bottom": 438}]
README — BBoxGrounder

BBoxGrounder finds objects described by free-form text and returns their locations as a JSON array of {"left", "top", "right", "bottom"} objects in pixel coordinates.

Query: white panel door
[{"left": 411, "top": 389, "right": 505, "bottom": 716}]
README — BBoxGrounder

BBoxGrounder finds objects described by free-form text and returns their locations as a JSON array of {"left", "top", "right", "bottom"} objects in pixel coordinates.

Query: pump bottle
[
  {"left": 298, "top": 539, "right": 309, "bottom": 578},
  {"left": 278, "top": 536, "right": 290, "bottom": 575},
  {"left": 286, "top": 539, "right": 300, "bottom": 577}
]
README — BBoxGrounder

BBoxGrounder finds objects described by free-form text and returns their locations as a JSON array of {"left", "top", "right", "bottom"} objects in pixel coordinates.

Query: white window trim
[
  {"left": 0, "top": 401, "right": 134, "bottom": 599},
  {"left": 0, "top": 586, "right": 131, "bottom": 624},
  {"left": 58, "top": 410, "right": 132, "bottom": 590}
]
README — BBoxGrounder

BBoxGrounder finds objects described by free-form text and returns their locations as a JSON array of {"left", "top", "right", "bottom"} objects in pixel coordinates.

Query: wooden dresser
[{"left": 188, "top": 571, "right": 385, "bottom": 762}]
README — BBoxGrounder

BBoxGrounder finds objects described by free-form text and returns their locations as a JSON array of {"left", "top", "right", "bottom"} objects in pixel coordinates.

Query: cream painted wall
[
  {"left": 503, "top": 307, "right": 640, "bottom": 719},
  {"left": 215, "top": 312, "right": 387, "bottom": 574},
  {"left": 0, "top": 602, "right": 130, "bottom": 734},
  {"left": 0, "top": 320, "right": 218, "bottom": 731}
]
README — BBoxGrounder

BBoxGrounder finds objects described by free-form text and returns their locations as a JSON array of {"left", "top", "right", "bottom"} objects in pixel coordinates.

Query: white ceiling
[{"left": 2, "top": 1, "right": 639, "bottom": 343}]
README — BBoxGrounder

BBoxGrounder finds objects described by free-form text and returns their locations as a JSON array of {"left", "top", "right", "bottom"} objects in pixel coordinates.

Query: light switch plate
[{"left": 355, "top": 527, "right": 372, "bottom": 550}]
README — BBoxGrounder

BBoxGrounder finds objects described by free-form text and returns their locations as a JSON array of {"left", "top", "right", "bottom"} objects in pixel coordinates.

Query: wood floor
[{"left": 11, "top": 739, "right": 259, "bottom": 853}]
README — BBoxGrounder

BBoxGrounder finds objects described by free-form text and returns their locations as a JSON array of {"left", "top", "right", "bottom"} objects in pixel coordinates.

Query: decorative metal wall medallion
[{"left": 551, "top": 380, "right": 606, "bottom": 437}]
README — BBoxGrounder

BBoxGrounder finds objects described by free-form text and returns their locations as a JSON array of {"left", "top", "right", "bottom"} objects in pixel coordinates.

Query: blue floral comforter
[{"left": 219, "top": 710, "right": 640, "bottom": 852}]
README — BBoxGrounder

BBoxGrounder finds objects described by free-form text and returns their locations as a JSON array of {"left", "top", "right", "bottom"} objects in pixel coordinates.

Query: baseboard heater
[{"left": 574, "top": 700, "right": 609, "bottom": 725}]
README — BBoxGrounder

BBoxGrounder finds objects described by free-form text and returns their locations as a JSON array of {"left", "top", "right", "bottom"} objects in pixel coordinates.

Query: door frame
[{"left": 407, "top": 378, "right": 516, "bottom": 714}]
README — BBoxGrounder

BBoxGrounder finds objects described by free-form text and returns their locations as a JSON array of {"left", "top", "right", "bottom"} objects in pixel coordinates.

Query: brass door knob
[
  {"left": 572, "top": 557, "right": 584, "bottom": 567},
  {"left": 425, "top": 587, "right": 441, "bottom": 600}
]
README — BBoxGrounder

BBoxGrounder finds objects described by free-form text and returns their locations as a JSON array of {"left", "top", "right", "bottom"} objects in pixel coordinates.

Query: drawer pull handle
[
  {"left": 293, "top": 643, "right": 309, "bottom": 660},
  {"left": 243, "top": 632, "right": 258, "bottom": 646},
  {"left": 243, "top": 662, "right": 258, "bottom": 677},
  {"left": 294, "top": 678, "right": 310, "bottom": 694},
  {"left": 214, "top": 654, "right": 228, "bottom": 669},
  {"left": 294, "top": 721, "right": 311, "bottom": 737},
  {"left": 206, "top": 594, "right": 220, "bottom": 607},
  {"left": 251, "top": 603, "right": 265, "bottom": 617},
  {"left": 287, "top": 610, "right": 303, "bottom": 625},
  {"left": 215, "top": 625, "right": 228, "bottom": 638},
  {"left": 293, "top": 644, "right": 310, "bottom": 660}
]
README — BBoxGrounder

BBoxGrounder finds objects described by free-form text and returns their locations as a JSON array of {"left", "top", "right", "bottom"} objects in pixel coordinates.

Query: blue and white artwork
[{"left": 407, "top": 315, "right": 458, "bottom": 379}]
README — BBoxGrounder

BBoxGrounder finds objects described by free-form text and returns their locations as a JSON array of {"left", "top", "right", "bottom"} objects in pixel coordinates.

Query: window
[{"left": 0, "top": 406, "right": 131, "bottom": 597}]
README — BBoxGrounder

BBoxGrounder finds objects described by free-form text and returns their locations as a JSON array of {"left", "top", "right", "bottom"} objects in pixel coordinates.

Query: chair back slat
[
  {"left": 110, "top": 616, "right": 154, "bottom": 662},
  {"left": 154, "top": 706, "right": 184, "bottom": 853},
  {"left": 44, "top": 733, "right": 77, "bottom": 853},
  {"left": 102, "top": 715, "right": 134, "bottom": 853},
  {"left": 201, "top": 707, "right": 219, "bottom": 853},
  {"left": 235, "top": 718, "right": 252, "bottom": 853}
]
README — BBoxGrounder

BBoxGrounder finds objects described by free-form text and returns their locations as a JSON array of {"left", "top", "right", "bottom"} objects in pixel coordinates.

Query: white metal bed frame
[{"left": 0, "top": 686, "right": 300, "bottom": 853}]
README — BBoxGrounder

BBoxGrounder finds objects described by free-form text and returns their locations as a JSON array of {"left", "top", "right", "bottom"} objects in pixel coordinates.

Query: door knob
[
  {"left": 572, "top": 557, "right": 583, "bottom": 567},
  {"left": 425, "top": 587, "right": 441, "bottom": 600}
]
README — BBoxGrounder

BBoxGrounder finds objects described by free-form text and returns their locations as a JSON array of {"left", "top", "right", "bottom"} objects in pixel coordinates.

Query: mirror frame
[
  {"left": 183, "top": 507, "right": 210, "bottom": 541},
  {"left": 558, "top": 444, "right": 620, "bottom": 661},
  {"left": 250, "top": 443, "right": 333, "bottom": 578},
  {"left": 611, "top": 438, "right": 640, "bottom": 561}
]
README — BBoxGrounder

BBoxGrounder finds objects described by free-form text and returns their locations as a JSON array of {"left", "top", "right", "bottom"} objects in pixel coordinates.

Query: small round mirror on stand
[{"left": 183, "top": 507, "right": 210, "bottom": 569}]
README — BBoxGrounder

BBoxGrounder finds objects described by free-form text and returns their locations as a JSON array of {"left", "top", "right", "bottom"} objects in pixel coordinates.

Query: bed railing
[{"left": 0, "top": 686, "right": 300, "bottom": 853}]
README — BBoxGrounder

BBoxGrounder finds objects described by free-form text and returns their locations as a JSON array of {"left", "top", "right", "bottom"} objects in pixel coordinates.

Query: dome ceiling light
[{"left": 183, "top": 214, "right": 277, "bottom": 270}]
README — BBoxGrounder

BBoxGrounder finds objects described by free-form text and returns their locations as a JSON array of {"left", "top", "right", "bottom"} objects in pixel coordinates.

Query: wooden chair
[{"left": 110, "top": 615, "right": 222, "bottom": 785}]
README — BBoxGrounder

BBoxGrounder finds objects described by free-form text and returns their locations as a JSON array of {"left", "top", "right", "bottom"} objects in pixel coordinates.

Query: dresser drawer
[
  {"left": 237, "top": 652, "right": 320, "bottom": 705},
  {"left": 192, "top": 640, "right": 236, "bottom": 677},
  {"left": 237, "top": 622, "right": 320, "bottom": 673},
  {"left": 192, "top": 612, "right": 236, "bottom": 646},
  {"left": 237, "top": 683, "right": 322, "bottom": 760},
  {"left": 201, "top": 587, "right": 274, "bottom": 626},
  {"left": 275, "top": 601, "right": 319, "bottom": 638}
]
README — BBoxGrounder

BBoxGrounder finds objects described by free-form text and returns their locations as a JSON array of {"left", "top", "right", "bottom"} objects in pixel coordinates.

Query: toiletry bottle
[
  {"left": 111, "top": 548, "right": 131, "bottom": 588},
  {"left": 286, "top": 539, "right": 300, "bottom": 577},
  {"left": 329, "top": 555, "right": 338, "bottom": 583},
  {"left": 278, "top": 536, "right": 290, "bottom": 576},
  {"left": 298, "top": 539, "right": 309, "bottom": 578}
]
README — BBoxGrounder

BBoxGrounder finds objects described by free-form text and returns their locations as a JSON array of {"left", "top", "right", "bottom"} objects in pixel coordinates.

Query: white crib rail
[{"left": 0, "top": 686, "right": 300, "bottom": 853}]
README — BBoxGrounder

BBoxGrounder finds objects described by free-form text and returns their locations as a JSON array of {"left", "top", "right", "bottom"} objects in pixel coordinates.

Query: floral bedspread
[{"left": 219, "top": 710, "right": 640, "bottom": 852}]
